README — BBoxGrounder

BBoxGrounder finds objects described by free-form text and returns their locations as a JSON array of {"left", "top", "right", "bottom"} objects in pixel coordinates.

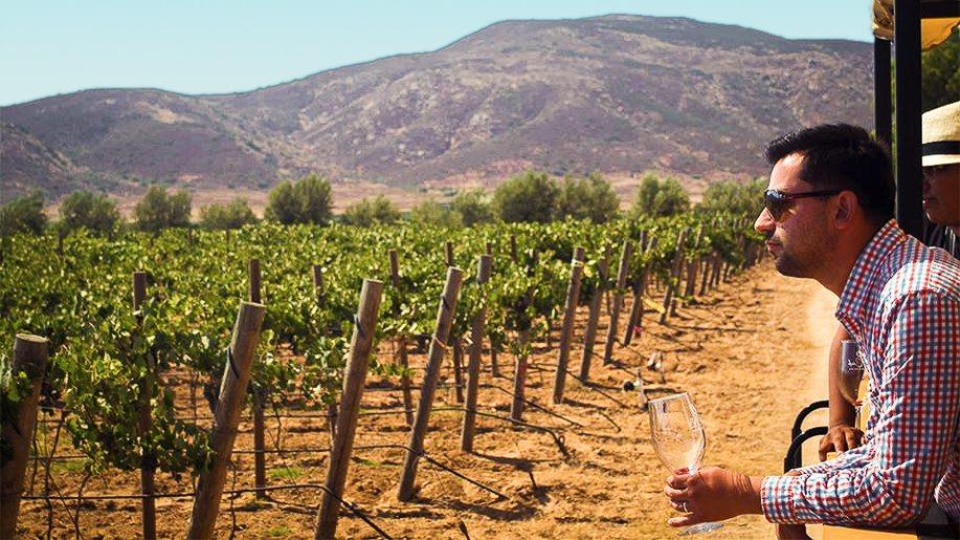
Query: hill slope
[{"left": 1, "top": 15, "right": 873, "bottom": 200}]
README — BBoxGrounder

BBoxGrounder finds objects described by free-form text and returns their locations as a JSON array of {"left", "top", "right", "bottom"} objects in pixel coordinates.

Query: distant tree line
[{"left": 0, "top": 170, "right": 768, "bottom": 237}]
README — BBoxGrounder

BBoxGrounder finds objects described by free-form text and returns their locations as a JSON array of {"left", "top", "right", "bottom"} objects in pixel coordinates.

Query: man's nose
[{"left": 754, "top": 208, "right": 775, "bottom": 235}]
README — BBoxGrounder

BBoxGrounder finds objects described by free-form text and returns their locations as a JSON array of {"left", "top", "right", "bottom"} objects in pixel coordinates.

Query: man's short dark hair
[{"left": 765, "top": 124, "right": 896, "bottom": 225}]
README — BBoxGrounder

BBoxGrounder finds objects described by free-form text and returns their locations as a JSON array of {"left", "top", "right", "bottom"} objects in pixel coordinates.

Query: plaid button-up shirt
[{"left": 761, "top": 220, "right": 960, "bottom": 526}]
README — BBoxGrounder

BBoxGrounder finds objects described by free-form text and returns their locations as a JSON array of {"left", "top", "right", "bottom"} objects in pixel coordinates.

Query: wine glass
[
  {"left": 648, "top": 393, "right": 723, "bottom": 535},
  {"left": 839, "top": 339, "right": 864, "bottom": 424},
  {"left": 838, "top": 339, "right": 863, "bottom": 405}
]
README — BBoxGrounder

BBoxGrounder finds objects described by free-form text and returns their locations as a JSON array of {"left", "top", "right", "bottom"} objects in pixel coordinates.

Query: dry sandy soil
[{"left": 17, "top": 259, "right": 840, "bottom": 539}]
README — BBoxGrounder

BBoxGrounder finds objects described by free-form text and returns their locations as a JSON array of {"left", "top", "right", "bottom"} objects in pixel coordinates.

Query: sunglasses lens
[{"left": 764, "top": 192, "right": 788, "bottom": 220}]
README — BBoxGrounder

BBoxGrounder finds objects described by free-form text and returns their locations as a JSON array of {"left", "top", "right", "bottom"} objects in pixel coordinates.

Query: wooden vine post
[
  {"left": 188, "top": 301, "right": 266, "bottom": 540},
  {"left": 579, "top": 257, "right": 608, "bottom": 381},
  {"left": 448, "top": 241, "right": 464, "bottom": 404},
  {"left": 461, "top": 255, "right": 493, "bottom": 452},
  {"left": 552, "top": 248, "right": 585, "bottom": 404},
  {"left": 483, "top": 242, "right": 501, "bottom": 378},
  {"left": 313, "top": 264, "right": 337, "bottom": 439},
  {"left": 623, "top": 239, "right": 656, "bottom": 347},
  {"left": 510, "top": 328, "right": 532, "bottom": 422},
  {"left": 389, "top": 250, "right": 415, "bottom": 426},
  {"left": 248, "top": 259, "right": 262, "bottom": 304},
  {"left": 711, "top": 251, "right": 723, "bottom": 289},
  {"left": 684, "top": 227, "right": 705, "bottom": 298},
  {"left": 132, "top": 271, "right": 157, "bottom": 540},
  {"left": 444, "top": 241, "right": 455, "bottom": 267},
  {"left": 314, "top": 279, "right": 384, "bottom": 540},
  {"left": 699, "top": 252, "right": 713, "bottom": 296},
  {"left": 0, "top": 334, "right": 49, "bottom": 540},
  {"left": 602, "top": 241, "right": 634, "bottom": 364},
  {"left": 660, "top": 229, "right": 688, "bottom": 324},
  {"left": 313, "top": 264, "right": 327, "bottom": 309},
  {"left": 452, "top": 342, "right": 465, "bottom": 404},
  {"left": 398, "top": 267, "right": 463, "bottom": 502},
  {"left": 710, "top": 219, "right": 723, "bottom": 289},
  {"left": 248, "top": 259, "right": 268, "bottom": 500}
]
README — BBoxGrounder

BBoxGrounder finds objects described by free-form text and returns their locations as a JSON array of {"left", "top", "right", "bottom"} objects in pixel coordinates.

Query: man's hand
[
  {"left": 818, "top": 424, "right": 864, "bottom": 461},
  {"left": 663, "top": 467, "right": 763, "bottom": 527}
]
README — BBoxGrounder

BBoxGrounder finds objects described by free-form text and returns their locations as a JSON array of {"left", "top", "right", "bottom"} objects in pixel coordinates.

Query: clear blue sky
[{"left": 1, "top": 0, "right": 875, "bottom": 106}]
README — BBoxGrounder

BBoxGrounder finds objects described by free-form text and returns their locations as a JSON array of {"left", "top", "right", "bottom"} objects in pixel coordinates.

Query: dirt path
[{"left": 19, "top": 261, "right": 842, "bottom": 539}]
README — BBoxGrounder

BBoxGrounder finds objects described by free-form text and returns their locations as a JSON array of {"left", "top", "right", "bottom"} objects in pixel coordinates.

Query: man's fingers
[
  {"left": 837, "top": 433, "right": 851, "bottom": 452},
  {"left": 818, "top": 443, "right": 830, "bottom": 462},
  {"left": 664, "top": 485, "right": 685, "bottom": 499},
  {"left": 666, "top": 474, "right": 688, "bottom": 489},
  {"left": 668, "top": 515, "right": 697, "bottom": 528},
  {"left": 844, "top": 429, "right": 860, "bottom": 450}
]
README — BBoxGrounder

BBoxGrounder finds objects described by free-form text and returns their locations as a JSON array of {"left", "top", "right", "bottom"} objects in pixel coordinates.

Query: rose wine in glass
[{"left": 648, "top": 393, "right": 723, "bottom": 535}]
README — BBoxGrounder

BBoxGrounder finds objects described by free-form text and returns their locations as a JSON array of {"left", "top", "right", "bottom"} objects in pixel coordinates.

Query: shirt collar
[{"left": 835, "top": 220, "right": 905, "bottom": 331}]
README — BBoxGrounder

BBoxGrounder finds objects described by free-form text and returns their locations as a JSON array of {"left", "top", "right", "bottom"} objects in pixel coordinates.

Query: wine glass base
[{"left": 679, "top": 522, "right": 723, "bottom": 536}]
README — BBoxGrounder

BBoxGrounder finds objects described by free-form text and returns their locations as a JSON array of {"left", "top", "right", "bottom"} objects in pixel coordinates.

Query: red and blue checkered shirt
[{"left": 761, "top": 220, "right": 960, "bottom": 526}]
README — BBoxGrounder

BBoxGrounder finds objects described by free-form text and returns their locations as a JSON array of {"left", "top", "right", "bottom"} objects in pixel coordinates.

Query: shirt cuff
[{"left": 761, "top": 475, "right": 805, "bottom": 525}]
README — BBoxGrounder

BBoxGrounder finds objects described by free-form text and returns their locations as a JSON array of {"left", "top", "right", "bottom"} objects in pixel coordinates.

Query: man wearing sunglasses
[
  {"left": 663, "top": 124, "right": 960, "bottom": 535},
  {"left": 820, "top": 101, "right": 960, "bottom": 467}
]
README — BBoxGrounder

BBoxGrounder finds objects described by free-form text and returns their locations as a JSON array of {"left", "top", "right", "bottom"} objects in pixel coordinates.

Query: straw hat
[{"left": 922, "top": 101, "right": 960, "bottom": 167}]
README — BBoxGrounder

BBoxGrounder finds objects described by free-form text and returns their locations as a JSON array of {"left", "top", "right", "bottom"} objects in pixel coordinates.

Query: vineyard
[{"left": 1, "top": 214, "right": 767, "bottom": 539}]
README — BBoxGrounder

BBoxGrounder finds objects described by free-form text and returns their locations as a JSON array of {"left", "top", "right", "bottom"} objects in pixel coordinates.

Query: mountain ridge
[{"left": 0, "top": 14, "right": 874, "bottom": 203}]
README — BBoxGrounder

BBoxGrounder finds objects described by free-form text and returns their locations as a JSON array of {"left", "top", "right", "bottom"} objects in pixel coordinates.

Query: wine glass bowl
[
  {"left": 838, "top": 339, "right": 863, "bottom": 407},
  {"left": 648, "top": 393, "right": 706, "bottom": 472}
]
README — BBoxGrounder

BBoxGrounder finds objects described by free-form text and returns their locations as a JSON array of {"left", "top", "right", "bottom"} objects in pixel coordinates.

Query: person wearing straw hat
[
  {"left": 662, "top": 123, "right": 960, "bottom": 535},
  {"left": 922, "top": 100, "right": 960, "bottom": 255}
]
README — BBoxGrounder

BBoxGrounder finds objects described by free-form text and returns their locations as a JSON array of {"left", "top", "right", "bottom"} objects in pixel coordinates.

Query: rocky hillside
[{"left": 1, "top": 14, "right": 874, "bottom": 201}]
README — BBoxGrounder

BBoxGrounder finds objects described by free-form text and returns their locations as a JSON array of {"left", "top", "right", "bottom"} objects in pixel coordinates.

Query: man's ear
[{"left": 833, "top": 191, "right": 857, "bottom": 228}]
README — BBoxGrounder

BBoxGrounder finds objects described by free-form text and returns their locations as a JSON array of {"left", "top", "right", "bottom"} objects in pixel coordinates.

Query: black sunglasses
[{"left": 763, "top": 189, "right": 843, "bottom": 221}]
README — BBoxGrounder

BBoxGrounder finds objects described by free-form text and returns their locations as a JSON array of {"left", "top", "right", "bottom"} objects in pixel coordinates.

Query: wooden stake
[
  {"left": 552, "top": 248, "right": 584, "bottom": 404},
  {"left": 700, "top": 253, "right": 713, "bottom": 295},
  {"left": 132, "top": 272, "right": 157, "bottom": 540},
  {"left": 510, "top": 329, "right": 532, "bottom": 421},
  {"left": 461, "top": 255, "right": 492, "bottom": 452},
  {"left": 247, "top": 259, "right": 267, "bottom": 499},
  {"left": 684, "top": 227, "right": 704, "bottom": 298},
  {"left": 602, "top": 241, "right": 633, "bottom": 364},
  {"left": 624, "top": 238, "right": 657, "bottom": 346},
  {"left": 313, "top": 264, "right": 336, "bottom": 438},
  {"left": 188, "top": 302, "right": 266, "bottom": 540},
  {"left": 579, "top": 257, "right": 608, "bottom": 381},
  {"left": 313, "top": 264, "right": 327, "bottom": 309},
  {"left": 252, "top": 390, "right": 267, "bottom": 499},
  {"left": 248, "top": 259, "right": 262, "bottom": 304},
  {"left": 389, "top": 250, "right": 414, "bottom": 426},
  {"left": 452, "top": 341, "right": 465, "bottom": 403},
  {"left": 398, "top": 268, "right": 463, "bottom": 501},
  {"left": 314, "top": 280, "right": 384, "bottom": 540},
  {"left": 0, "top": 334, "right": 49, "bottom": 540},
  {"left": 445, "top": 241, "right": 455, "bottom": 267},
  {"left": 660, "top": 229, "right": 688, "bottom": 324}
]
